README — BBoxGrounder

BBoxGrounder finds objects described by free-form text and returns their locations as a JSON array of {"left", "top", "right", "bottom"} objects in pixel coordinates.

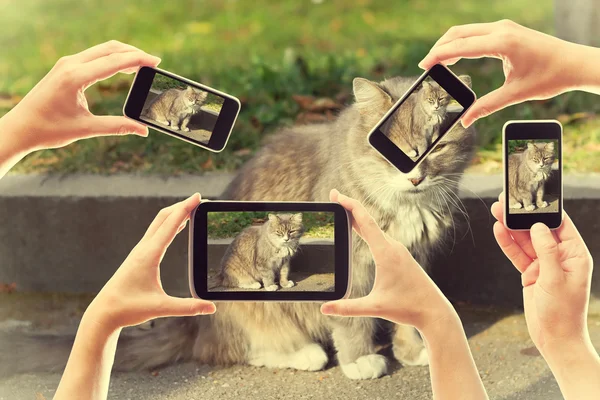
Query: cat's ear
[
  {"left": 268, "top": 214, "right": 279, "bottom": 223},
  {"left": 545, "top": 142, "right": 555, "bottom": 150},
  {"left": 186, "top": 86, "right": 194, "bottom": 92},
  {"left": 458, "top": 75, "right": 472, "bottom": 88},
  {"left": 527, "top": 142, "right": 534, "bottom": 150},
  {"left": 291, "top": 213, "right": 303, "bottom": 222},
  {"left": 353, "top": 78, "right": 392, "bottom": 113}
]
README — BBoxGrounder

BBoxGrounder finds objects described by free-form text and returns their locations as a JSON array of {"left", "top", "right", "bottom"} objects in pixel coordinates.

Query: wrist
[
  {"left": 563, "top": 41, "right": 600, "bottom": 94},
  {"left": 0, "top": 107, "right": 33, "bottom": 157},
  {"left": 415, "top": 298, "right": 460, "bottom": 338}
]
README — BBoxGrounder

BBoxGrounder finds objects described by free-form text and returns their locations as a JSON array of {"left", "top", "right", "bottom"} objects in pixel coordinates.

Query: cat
[
  {"left": 508, "top": 142, "right": 555, "bottom": 211},
  {"left": 413, "top": 79, "right": 455, "bottom": 144},
  {"left": 382, "top": 76, "right": 469, "bottom": 159},
  {"left": 209, "top": 213, "right": 304, "bottom": 291},
  {"left": 0, "top": 74, "right": 476, "bottom": 381},
  {"left": 142, "top": 85, "right": 207, "bottom": 132}
]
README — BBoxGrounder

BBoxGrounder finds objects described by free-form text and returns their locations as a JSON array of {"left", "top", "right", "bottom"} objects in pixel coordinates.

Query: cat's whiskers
[
  {"left": 433, "top": 186, "right": 457, "bottom": 252},
  {"left": 436, "top": 180, "right": 474, "bottom": 246}
]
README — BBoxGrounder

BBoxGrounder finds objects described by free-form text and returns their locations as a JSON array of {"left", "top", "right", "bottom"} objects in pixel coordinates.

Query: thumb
[
  {"left": 87, "top": 115, "right": 149, "bottom": 137},
  {"left": 321, "top": 297, "right": 373, "bottom": 317},
  {"left": 159, "top": 297, "right": 216, "bottom": 317},
  {"left": 461, "top": 86, "right": 515, "bottom": 128},
  {"left": 530, "top": 223, "right": 563, "bottom": 284}
]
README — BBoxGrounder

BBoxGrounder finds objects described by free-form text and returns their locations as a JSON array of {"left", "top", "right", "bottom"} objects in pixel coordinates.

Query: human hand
[
  {"left": 491, "top": 195, "right": 593, "bottom": 352},
  {"left": 320, "top": 189, "right": 456, "bottom": 332},
  {"left": 419, "top": 20, "right": 585, "bottom": 127},
  {"left": 85, "top": 193, "right": 215, "bottom": 333},
  {"left": 3, "top": 40, "right": 160, "bottom": 154}
]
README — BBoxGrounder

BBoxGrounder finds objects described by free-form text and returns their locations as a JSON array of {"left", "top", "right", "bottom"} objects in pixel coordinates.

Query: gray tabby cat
[
  {"left": 0, "top": 74, "right": 476, "bottom": 381},
  {"left": 508, "top": 142, "right": 555, "bottom": 210},
  {"left": 209, "top": 213, "right": 304, "bottom": 291},
  {"left": 142, "top": 85, "right": 207, "bottom": 132},
  {"left": 382, "top": 76, "right": 469, "bottom": 159}
]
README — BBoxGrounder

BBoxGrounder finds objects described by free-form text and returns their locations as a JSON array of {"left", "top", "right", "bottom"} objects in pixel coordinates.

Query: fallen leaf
[
  {"left": 151, "top": 370, "right": 159, "bottom": 377},
  {"left": 234, "top": 148, "right": 252, "bottom": 157},
  {"left": 35, "top": 393, "right": 47, "bottom": 400},
  {"left": 201, "top": 157, "right": 214, "bottom": 170},
  {"left": 519, "top": 346, "right": 541, "bottom": 357},
  {"left": 0, "top": 282, "right": 17, "bottom": 293},
  {"left": 292, "top": 94, "right": 316, "bottom": 110}
]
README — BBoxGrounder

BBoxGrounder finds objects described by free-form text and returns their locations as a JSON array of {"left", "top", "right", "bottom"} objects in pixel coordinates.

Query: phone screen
[
  {"left": 140, "top": 72, "right": 226, "bottom": 145},
  {"left": 507, "top": 139, "right": 561, "bottom": 215},
  {"left": 206, "top": 211, "right": 335, "bottom": 293},
  {"left": 381, "top": 75, "right": 466, "bottom": 160},
  {"left": 368, "top": 64, "right": 475, "bottom": 173}
]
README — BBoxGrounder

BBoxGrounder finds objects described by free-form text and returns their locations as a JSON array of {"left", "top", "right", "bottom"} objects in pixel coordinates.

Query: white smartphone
[{"left": 503, "top": 120, "right": 563, "bottom": 230}]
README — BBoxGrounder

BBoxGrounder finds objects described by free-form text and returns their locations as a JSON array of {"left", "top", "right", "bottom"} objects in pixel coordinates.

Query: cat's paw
[
  {"left": 525, "top": 204, "right": 536, "bottom": 211},
  {"left": 264, "top": 284, "right": 279, "bottom": 291},
  {"left": 509, "top": 203, "right": 523, "bottom": 209},
  {"left": 394, "top": 345, "right": 429, "bottom": 366},
  {"left": 171, "top": 126, "right": 180, "bottom": 131},
  {"left": 182, "top": 127, "right": 190, "bottom": 132},
  {"left": 239, "top": 282, "right": 261, "bottom": 289},
  {"left": 340, "top": 354, "right": 387, "bottom": 380},
  {"left": 537, "top": 201, "right": 548, "bottom": 208},
  {"left": 290, "top": 344, "right": 328, "bottom": 371},
  {"left": 281, "top": 280, "right": 295, "bottom": 288}
]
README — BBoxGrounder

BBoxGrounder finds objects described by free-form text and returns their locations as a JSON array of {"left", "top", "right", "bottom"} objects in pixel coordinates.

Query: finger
[
  {"left": 530, "top": 223, "right": 564, "bottom": 283},
  {"left": 330, "top": 189, "right": 363, "bottom": 236},
  {"left": 77, "top": 51, "right": 161, "bottom": 87},
  {"left": 431, "top": 22, "right": 499, "bottom": 49},
  {"left": 334, "top": 192, "right": 387, "bottom": 254},
  {"left": 176, "top": 219, "right": 189, "bottom": 235},
  {"left": 321, "top": 297, "right": 374, "bottom": 317},
  {"left": 493, "top": 221, "right": 533, "bottom": 273},
  {"left": 491, "top": 202, "right": 536, "bottom": 258},
  {"left": 554, "top": 211, "right": 582, "bottom": 243},
  {"left": 418, "top": 35, "right": 503, "bottom": 72},
  {"left": 150, "top": 193, "right": 201, "bottom": 252},
  {"left": 72, "top": 40, "right": 142, "bottom": 63},
  {"left": 498, "top": 192, "right": 504, "bottom": 204},
  {"left": 461, "top": 86, "right": 521, "bottom": 128},
  {"left": 81, "top": 116, "right": 148, "bottom": 138},
  {"left": 522, "top": 259, "right": 540, "bottom": 287},
  {"left": 142, "top": 203, "right": 180, "bottom": 241},
  {"left": 158, "top": 297, "right": 216, "bottom": 317}
]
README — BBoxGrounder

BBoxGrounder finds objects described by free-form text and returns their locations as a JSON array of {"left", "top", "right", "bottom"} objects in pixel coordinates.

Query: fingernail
[
  {"left": 200, "top": 304, "right": 216, "bottom": 315},
  {"left": 320, "top": 304, "right": 335, "bottom": 315},
  {"left": 531, "top": 223, "right": 549, "bottom": 234},
  {"left": 151, "top": 55, "right": 162, "bottom": 63}
]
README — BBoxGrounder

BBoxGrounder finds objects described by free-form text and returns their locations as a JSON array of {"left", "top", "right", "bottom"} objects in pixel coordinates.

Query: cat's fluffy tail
[
  {"left": 207, "top": 273, "right": 223, "bottom": 290},
  {"left": 0, "top": 332, "right": 75, "bottom": 378}
]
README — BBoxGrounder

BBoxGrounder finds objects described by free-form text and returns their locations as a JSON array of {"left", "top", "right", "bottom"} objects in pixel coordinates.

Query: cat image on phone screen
[
  {"left": 142, "top": 85, "right": 207, "bottom": 132},
  {"left": 508, "top": 141, "right": 556, "bottom": 211},
  {"left": 208, "top": 213, "right": 304, "bottom": 291}
]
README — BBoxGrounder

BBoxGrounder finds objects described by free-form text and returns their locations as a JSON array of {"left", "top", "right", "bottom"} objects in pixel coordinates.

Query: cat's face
[
  {"left": 418, "top": 80, "right": 450, "bottom": 117},
  {"left": 350, "top": 76, "right": 475, "bottom": 205},
  {"left": 525, "top": 142, "right": 555, "bottom": 172},
  {"left": 267, "top": 213, "right": 304, "bottom": 246},
  {"left": 183, "top": 86, "right": 208, "bottom": 107}
]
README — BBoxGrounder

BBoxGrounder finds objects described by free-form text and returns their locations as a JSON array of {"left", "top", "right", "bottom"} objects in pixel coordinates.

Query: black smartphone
[
  {"left": 123, "top": 66, "right": 241, "bottom": 152},
  {"left": 367, "top": 64, "right": 476, "bottom": 173},
  {"left": 189, "top": 201, "right": 352, "bottom": 301},
  {"left": 503, "top": 120, "right": 563, "bottom": 230}
]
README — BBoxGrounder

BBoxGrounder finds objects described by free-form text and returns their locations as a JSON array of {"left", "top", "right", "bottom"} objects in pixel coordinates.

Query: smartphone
[
  {"left": 503, "top": 120, "right": 563, "bottom": 230},
  {"left": 189, "top": 201, "right": 352, "bottom": 301},
  {"left": 367, "top": 64, "right": 476, "bottom": 173},
  {"left": 123, "top": 66, "right": 241, "bottom": 152}
]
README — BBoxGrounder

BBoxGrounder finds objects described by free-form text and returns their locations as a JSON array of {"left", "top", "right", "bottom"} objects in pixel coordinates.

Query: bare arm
[
  {"left": 53, "top": 194, "right": 215, "bottom": 400},
  {"left": 0, "top": 41, "right": 159, "bottom": 179},
  {"left": 420, "top": 19, "right": 600, "bottom": 127}
]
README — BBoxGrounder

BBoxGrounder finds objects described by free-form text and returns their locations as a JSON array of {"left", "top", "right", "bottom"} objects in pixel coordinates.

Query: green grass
[
  {"left": 207, "top": 212, "right": 334, "bottom": 239},
  {"left": 1, "top": 0, "right": 599, "bottom": 174}
]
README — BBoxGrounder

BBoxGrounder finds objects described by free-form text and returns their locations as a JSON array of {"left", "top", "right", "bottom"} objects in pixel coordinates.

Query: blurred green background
[
  {"left": 1, "top": 0, "right": 598, "bottom": 174},
  {"left": 207, "top": 211, "right": 334, "bottom": 239}
]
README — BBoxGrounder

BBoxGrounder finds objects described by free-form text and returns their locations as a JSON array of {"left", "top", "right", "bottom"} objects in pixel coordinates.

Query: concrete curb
[{"left": 1, "top": 172, "right": 599, "bottom": 308}]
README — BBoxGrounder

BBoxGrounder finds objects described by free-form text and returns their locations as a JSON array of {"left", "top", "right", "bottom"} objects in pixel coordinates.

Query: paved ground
[
  {"left": 508, "top": 195, "right": 560, "bottom": 214},
  {"left": 1, "top": 292, "right": 599, "bottom": 400},
  {"left": 208, "top": 272, "right": 335, "bottom": 292}
]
